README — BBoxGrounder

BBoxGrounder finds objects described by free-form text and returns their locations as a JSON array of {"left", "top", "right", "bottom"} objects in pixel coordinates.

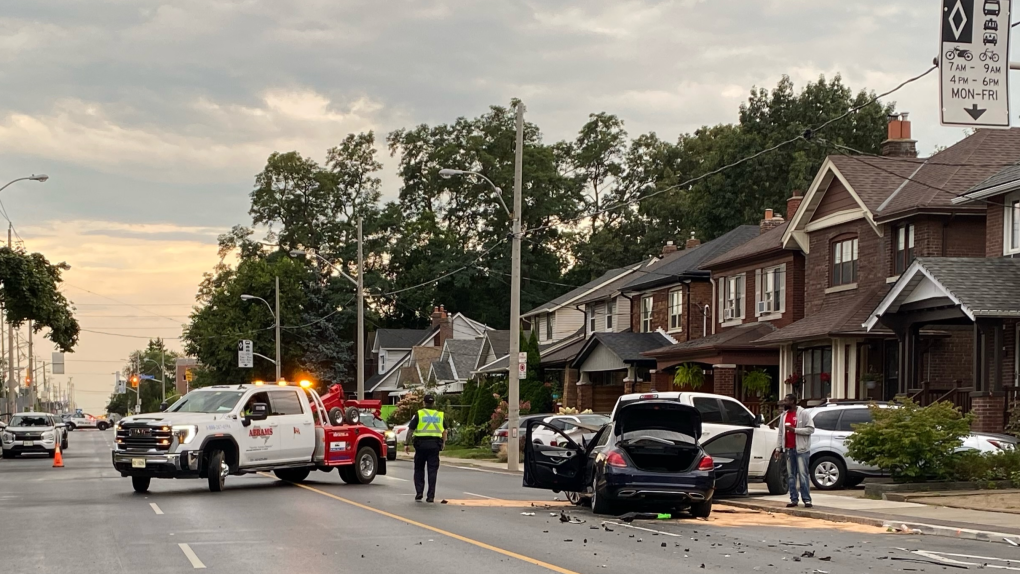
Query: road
[{"left": 5, "top": 431, "right": 1020, "bottom": 573}]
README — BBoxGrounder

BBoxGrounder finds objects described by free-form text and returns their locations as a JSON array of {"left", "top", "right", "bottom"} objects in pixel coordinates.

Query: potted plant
[
  {"left": 820, "top": 372, "right": 831, "bottom": 398},
  {"left": 673, "top": 363, "right": 705, "bottom": 390},
  {"left": 742, "top": 369, "right": 772, "bottom": 397},
  {"left": 784, "top": 372, "right": 803, "bottom": 396},
  {"left": 861, "top": 371, "right": 881, "bottom": 390}
]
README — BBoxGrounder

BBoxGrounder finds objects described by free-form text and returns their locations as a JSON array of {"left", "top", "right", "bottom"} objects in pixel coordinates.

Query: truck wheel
[
  {"left": 765, "top": 452, "right": 789, "bottom": 495},
  {"left": 345, "top": 407, "right": 361, "bottom": 426},
  {"left": 337, "top": 466, "right": 356, "bottom": 484},
  {"left": 274, "top": 468, "right": 310, "bottom": 483},
  {"left": 690, "top": 500, "right": 712, "bottom": 519},
  {"left": 328, "top": 407, "right": 344, "bottom": 426},
  {"left": 97, "top": 422, "right": 110, "bottom": 431},
  {"left": 132, "top": 476, "right": 151, "bottom": 493},
  {"left": 354, "top": 446, "right": 378, "bottom": 484},
  {"left": 207, "top": 449, "right": 228, "bottom": 492}
]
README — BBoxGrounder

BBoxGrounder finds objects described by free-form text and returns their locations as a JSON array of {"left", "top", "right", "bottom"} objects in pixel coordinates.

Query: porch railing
[
  {"left": 907, "top": 380, "right": 973, "bottom": 414},
  {"left": 1004, "top": 384, "right": 1020, "bottom": 426}
]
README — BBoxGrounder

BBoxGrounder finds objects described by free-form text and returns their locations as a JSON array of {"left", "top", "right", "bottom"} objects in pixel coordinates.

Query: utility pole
[
  {"left": 134, "top": 356, "right": 141, "bottom": 415},
  {"left": 507, "top": 101, "right": 525, "bottom": 472},
  {"left": 27, "top": 321, "right": 33, "bottom": 411},
  {"left": 5, "top": 225, "right": 13, "bottom": 416},
  {"left": 357, "top": 216, "right": 365, "bottom": 401},
  {"left": 275, "top": 276, "right": 282, "bottom": 383},
  {"left": 41, "top": 361, "right": 47, "bottom": 413}
]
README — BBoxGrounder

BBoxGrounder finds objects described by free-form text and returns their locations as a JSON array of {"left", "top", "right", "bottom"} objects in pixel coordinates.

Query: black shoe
[
  {"left": 804, "top": 503, "right": 813, "bottom": 509},
  {"left": 426, "top": 498, "right": 435, "bottom": 503},
  {"left": 786, "top": 502, "right": 798, "bottom": 508},
  {"left": 415, "top": 494, "right": 423, "bottom": 501}
]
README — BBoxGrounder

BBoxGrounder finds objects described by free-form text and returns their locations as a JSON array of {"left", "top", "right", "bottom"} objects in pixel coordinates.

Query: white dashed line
[
  {"left": 463, "top": 492, "right": 496, "bottom": 499},
  {"left": 178, "top": 544, "right": 206, "bottom": 569},
  {"left": 150, "top": 503, "right": 164, "bottom": 515},
  {"left": 380, "top": 475, "right": 408, "bottom": 482}
]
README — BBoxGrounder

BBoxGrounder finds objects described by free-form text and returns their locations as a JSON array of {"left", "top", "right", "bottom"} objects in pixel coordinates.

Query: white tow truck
[{"left": 111, "top": 382, "right": 388, "bottom": 493}]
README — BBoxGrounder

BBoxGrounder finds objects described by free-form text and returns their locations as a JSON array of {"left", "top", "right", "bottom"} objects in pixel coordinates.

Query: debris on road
[
  {"left": 558, "top": 510, "right": 586, "bottom": 524},
  {"left": 520, "top": 512, "right": 535, "bottom": 516},
  {"left": 801, "top": 551, "right": 815, "bottom": 558},
  {"left": 1006, "top": 538, "right": 1019, "bottom": 547}
]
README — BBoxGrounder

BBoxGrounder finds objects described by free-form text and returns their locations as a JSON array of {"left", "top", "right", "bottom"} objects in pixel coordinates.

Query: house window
[
  {"left": 379, "top": 353, "right": 386, "bottom": 373},
  {"left": 668, "top": 289, "right": 683, "bottom": 331},
  {"left": 803, "top": 346, "right": 833, "bottom": 399},
  {"left": 606, "top": 299, "right": 615, "bottom": 331},
  {"left": 722, "top": 275, "right": 745, "bottom": 321},
  {"left": 640, "top": 296, "right": 653, "bottom": 333},
  {"left": 1006, "top": 193, "right": 1020, "bottom": 255},
  {"left": 587, "top": 306, "right": 596, "bottom": 334},
  {"left": 894, "top": 224, "right": 915, "bottom": 274},
  {"left": 546, "top": 314, "right": 554, "bottom": 341},
  {"left": 758, "top": 266, "right": 784, "bottom": 315},
  {"left": 831, "top": 236, "right": 858, "bottom": 286}
]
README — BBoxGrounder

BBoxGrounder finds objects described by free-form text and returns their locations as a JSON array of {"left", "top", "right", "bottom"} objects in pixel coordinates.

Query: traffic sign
[
  {"left": 518, "top": 351, "right": 528, "bottom": 378},
  {"left": 940, "top": 0, "right": 1011, "bottom": 128},
  {"left": 238, "top": 340, "right": 254, "bottom": 368},
  {"left": 139, "top": 374, "right": 155, "bottom": 380},
  {"left": 185, "top": 369, "right": 194, "bottom": 383}
]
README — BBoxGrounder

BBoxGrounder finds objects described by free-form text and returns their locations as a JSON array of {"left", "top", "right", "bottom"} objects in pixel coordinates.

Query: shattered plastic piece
[
  {"left": 1006, "top": 538, "right": 1019, "bottom": 546},
  {"left": 661, "top": 543, "right": 667, "bottom": 548},
  {"left": 819, "top": 557, "right": 831, "bottom": 562},
  {"left": 801, "top": 551, "right": 815, "bottom": 558},
  {"left": 521, "top": 512, "right": 535, "bottom": 516}
]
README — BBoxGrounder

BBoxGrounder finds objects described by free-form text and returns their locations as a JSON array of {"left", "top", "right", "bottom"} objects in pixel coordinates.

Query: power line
[
  {"left": 64, "top": 283, "right": 186, "bottom": 323},
  {"left": 375, "top": 237, "right": 509, "bottom": 297}
]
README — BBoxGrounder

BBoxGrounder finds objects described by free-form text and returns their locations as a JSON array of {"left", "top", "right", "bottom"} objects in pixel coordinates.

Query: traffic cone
[{"left": 53, "top": 444, "right": 64, "bottom": 468}]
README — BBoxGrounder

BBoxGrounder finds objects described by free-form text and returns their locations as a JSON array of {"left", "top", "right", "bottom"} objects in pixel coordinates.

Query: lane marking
[
  {"left": 463, "top": 492, "right": 496, "bottom": 500},
  {"left": 178, "top": 543, "right": 206, "bottom": 569},
  {"left": 150, "top": 503, "right": 164, "bottom": 515},
  {"left": 905, "top": 549, "right": 1020, "bottom": 570},
  {"left": 447, "top": 464, "right": 519, "bottom": 476},
  {"left": 380, "top": 475, "right": 408, "bottom": 482},
  {"left": 284, "top": 479, "right": 583, "bottom": 574},
  {"left": 601, "top": 521, "right": 683, "bottom": 537}
]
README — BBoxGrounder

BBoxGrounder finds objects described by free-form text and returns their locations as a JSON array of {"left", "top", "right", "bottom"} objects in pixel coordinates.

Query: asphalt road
[{"left": 5, "top": 431, "right": 1020, "bottom": 573}]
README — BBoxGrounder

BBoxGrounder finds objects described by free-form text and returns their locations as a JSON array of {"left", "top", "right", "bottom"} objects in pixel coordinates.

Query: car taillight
[
  {"left": 606, "top": 450, "right": 627, "bottom": 468},
  {"left": 550, "top": 439, "right": 558, "bottom": 447},
  {"left": 639, "top": 394, "right": 658, "bottom": 399},
  {"left": 987, "top": 439, "right": 1009, "bottom": 450},
  {"left": 496, "top": 430, "right": 507, "bottom": 437},
  {"left": 697, "top": 455, "right": 715, "bottom": 471}
]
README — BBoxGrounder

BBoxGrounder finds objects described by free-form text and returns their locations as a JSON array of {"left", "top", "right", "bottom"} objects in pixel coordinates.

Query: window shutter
[
  {"left": 738, "top": 274, "right": 746, "bottom": 319},
  {"left": 718, "top": 278, "right": 725, "bottom": 323},
  {"left": 778, "top": 264, "right": 786, "bottom": 313},
  {"left": 754, "top": 269, "right": 762, "bottom": 316}
]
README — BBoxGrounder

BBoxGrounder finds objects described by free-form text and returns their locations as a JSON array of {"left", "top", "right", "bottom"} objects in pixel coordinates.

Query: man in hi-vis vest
[{"left": 404, "top": 394, "right": 447, "bottom": 502}]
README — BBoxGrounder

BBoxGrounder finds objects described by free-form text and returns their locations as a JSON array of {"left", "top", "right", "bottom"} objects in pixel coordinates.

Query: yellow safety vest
[{"left": 415, "top": 409, "right": 444, "bottom": 438}]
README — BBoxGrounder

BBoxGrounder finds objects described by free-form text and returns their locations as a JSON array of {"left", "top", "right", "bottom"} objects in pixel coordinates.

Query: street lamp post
[
  {"left": 241, "top": 278, "right": 281, "bottom": 382},
  {"left": 438, "top": 101, "right": 525, "bottom": 471},
  {"left": 1, "top": 174, "right": 48, "bottom": 417},
  {"left": 144, "top": 353, "right": 167, "bottom": 403}
]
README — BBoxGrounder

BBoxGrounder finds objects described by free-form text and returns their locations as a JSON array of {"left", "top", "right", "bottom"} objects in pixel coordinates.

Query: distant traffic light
[
  {"left": 24, "top": 375, "right": 31, "bottom": 387},
  {"left": 130, "top": 375, "right": 139, "bottom": 388}
]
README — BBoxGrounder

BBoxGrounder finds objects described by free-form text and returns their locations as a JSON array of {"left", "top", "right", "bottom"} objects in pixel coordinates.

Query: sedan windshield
[
  {"left": 168, "top": 391, "right": 244, "bottom": 413},
  {"left": 10, "top": 415, "right": 53, "bottom": 427}
]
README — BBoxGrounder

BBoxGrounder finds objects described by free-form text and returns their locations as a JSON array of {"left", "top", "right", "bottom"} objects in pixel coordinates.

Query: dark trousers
[{"left": 413, "top": 439, "right": 442, "bottom": 499}]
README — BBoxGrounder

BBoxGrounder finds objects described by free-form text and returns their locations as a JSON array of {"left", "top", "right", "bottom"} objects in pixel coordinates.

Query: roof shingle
[{"left": 623, "top": 226, "right": 760, "bottom": 291}]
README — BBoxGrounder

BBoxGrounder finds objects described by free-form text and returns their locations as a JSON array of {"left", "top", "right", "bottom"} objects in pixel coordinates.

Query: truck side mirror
[
  {"left": 243, "top": 403, "right": 269, "bottom": 427},
  {"left": 159, "top": 402, "right": 169, "bottom": 412},
  {"left": 754, "top": 414, "right": 765, "bottom": 427}
]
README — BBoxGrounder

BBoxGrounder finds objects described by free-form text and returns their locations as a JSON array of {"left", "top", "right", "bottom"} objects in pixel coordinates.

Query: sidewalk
[{"left": 738, "top": 485, "right": 1020, "bottom": 544}]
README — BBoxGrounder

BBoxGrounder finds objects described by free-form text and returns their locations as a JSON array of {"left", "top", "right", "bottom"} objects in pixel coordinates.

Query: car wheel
[
  {"left": 565, "top": 491, "right": 588, "bottom": 506},
  {"left": 810, "top": 455, "right": 846, "bottom": 490},
  {"left": 354, "top": 446, "right": 378, "bottom": 484},
  {"left": 590, "top": 474, "right": 616, "bottom": 515},
  {"left": 689, "top": 500, "right": 712, "bottom": 519},
  {"left": 131, "top": 476, "right": 151, "bottom": 493},
  {"left": 274, "top": 468, "right": 310, "bottom": 483},
  {"left": 844, "top": 476, "right": 865, "bottom": 488},
  {"left": 66, "top": 423, "right": 76, "bottom": 431},
  {"left": 207, "top": 449, "right": 228, "bottom": 492},
  {"left": 765, "top": 452, "right": 789, "bottom": 495},
  {"left": 97, "top": 422, "right": 109, "bottom": 431},
  {"left": 0, "top": 449, "right": 8, "bottom": 459},
  {"left": 61, "top": 439, "right": 68, "bottom": 451}
]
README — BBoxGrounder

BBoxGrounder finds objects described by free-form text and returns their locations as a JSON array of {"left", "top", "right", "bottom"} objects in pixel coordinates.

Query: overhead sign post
[
  {"left": 940, "top": 0, "right": 1011, "bottom": 128},
  {"left": 238, "top": 340, "right": 254, "bottom": 368}
]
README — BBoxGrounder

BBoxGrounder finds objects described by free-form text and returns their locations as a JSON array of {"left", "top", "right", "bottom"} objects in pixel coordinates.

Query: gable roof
[
  {"left": 522, "top": 264, "right": 641, "bottom": 319},
  {"left": 444, "top": 338, "right": 484, "bottom": 380},
  {"left": 623, "top": 226, "right": 760, "bottom": 291},
  {"left": 572, "top": 332, "right": 673, "bottom": 368},
  {"left": 703, "top": 221, "right": 791, "bottom": 268},
  {"left": 375, "top": 328, "right": 433, "bottom": 350},
  {"left": 574, "top": 259, "right": 657, "bottom": 306},
  {"left": 430, "top": 360, "right": 455, "bottom": 382},
  {"left": 367, "top": 351, "right": 410, "bottom": 392}
]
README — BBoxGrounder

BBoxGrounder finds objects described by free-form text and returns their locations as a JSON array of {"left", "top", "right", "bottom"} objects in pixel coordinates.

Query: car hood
[
  {"left": 119, "top": 412, "right": 231, "bottom": 426},
  {"left": 5, "top": 425, "right": 56, "bottom": 432},
  {"left": 614, "top": 400, "right": 702, "bottom": 441}
]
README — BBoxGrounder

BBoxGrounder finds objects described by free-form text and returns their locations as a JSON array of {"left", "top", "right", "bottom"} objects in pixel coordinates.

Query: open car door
[
  {"left": 523, "top": 420, "right": 587, "bottom": 493},
  {"left": 701, "top": 428, "right": 754, "bottom": 497}
]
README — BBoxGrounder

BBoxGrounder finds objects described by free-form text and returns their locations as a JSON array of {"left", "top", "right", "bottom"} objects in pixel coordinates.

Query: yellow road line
[{"left": 278, "top": 476, "right": 582, "bottom": 574}]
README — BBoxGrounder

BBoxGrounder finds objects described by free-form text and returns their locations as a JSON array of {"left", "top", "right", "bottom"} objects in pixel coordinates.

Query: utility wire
[{"left": 375, "top": 237, "right": 509, "bottom": 297}]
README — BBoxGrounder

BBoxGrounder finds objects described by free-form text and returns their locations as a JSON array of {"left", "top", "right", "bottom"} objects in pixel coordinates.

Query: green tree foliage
[
  {"left": 845, "top": 399, "right": 973, "bottom": 482},
  {"left": 0, "top": 247, "right": 79, "bottom": 352},
  {"left": 106, "top": 339, "right": 181, "bottom": 415}
]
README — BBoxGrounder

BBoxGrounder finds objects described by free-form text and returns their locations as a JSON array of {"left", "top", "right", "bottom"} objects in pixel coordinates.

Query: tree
[
  {"left": 0, "top": 247, "right": 79, "bottom": 352},
  {"left": 106, "top": 339, "right": 181, "bottom": 414}
]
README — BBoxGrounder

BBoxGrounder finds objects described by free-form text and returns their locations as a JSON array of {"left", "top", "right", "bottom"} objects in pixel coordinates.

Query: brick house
[
  {"left": 756, "top": 118, "right": 1020, "bottom": 427},
  {"left": 643, "top": 203, "right": 807, "bottom": 415}
]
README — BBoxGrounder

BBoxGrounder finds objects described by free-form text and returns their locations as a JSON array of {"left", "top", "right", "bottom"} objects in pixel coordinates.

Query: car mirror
[
  {"left": 754, "top": 414, "right": 765, "bottom": 427},
  {"left": 243, "top": 402, "right": 269, "bottom": 427},
  {"left": 159, "top": 402, "right": 169, "bottom": 412}
]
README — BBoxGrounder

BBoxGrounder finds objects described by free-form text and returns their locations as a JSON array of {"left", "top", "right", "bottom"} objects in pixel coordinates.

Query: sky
[{"left": 0, "top": 1, "right": 991, "bottom": 413}]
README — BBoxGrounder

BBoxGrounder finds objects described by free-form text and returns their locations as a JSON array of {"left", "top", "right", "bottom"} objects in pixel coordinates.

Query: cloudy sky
[{"left": 0, "top": 1, "right": 985, "bottom": 412}]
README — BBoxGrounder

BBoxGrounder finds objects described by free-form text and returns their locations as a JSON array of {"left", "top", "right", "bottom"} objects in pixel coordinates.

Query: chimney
[
  {"left": 786, "top": 190, "right": 803, "bottom": 221},
  {"left": 881, "top": 112, "right": 918, "bottom": 158},
  {"left": 431, "top": 304, "right": 453, "bottom": 347},
  {"left": 661, "top": 241, "right": 678, "bottom": 256},
  {"left": 685, "top": 231, "right": 701, "bottom": 250},
  {"left": 760, "top": 208, "right": 785, "bottom": 235}
]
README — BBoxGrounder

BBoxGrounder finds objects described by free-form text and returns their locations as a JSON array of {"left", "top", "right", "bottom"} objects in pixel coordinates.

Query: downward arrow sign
[{"left": 965, "top": 104, "right": 987, "bottom": 120}]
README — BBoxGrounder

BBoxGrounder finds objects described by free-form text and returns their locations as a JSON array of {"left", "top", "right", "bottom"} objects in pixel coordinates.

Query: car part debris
[{"left": 521, "top": 512, "right": 535, "bottom": 516}]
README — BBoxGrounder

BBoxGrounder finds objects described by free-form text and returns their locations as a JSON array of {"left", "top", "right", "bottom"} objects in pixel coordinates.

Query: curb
[
  {"left": 888, "top": 521, "right": 1020, "bottom": 545},
  {"left": 722, "top": 499, "right": 886, "bottom": 528}
]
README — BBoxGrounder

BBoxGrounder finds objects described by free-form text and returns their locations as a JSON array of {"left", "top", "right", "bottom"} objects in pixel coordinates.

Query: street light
[
  {"left": 438, "top": 102, "right": 524, "bottom": 471},
  {"left": 240, "top": 281, "right": 281, "bottom": 383},
  {"left": 144, "top": 356, "right": 167, "bottom": 404},
  {"left": 1, "top": 174, "right": 49, "bottom": 417}
]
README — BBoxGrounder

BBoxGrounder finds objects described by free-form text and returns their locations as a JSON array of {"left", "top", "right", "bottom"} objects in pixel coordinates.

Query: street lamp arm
[
  {"left": 439, "top": 169, "right": 511, "bottom": 217},
  {"left": 290, "top": 249, "right": 359, "bottom": 287},
  {"left": 0, "top": 175, "right": 48, "bottom": 195},
  {"left": 241, "top": 295, "right": 276, "bottom": 320},
  {"left": 252, "top": 352, "right": 277, "bottom": 365}
]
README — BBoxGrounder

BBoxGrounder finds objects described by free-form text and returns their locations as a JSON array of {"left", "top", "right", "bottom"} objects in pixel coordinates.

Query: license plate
[
  {"left": 131, "top": 458, "right": 146, "bottom": 468},
  {"left": 23, "top": 441, "right": 33, "bottom": 447}
]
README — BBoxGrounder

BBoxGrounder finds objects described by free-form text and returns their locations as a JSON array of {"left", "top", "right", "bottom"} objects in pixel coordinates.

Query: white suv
[
  {"left": 806, "top": 403, "right": 1018, "bottom": 490},
  {"left": 2, "top": 413, "right": 68, "bottom": 458},
  {"left": 610, "top": 392, "right": 786, "bottom": 494}
]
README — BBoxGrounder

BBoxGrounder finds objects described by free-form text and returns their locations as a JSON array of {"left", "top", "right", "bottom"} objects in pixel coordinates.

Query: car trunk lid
[{"left": 614, "top": 401, "right": 703, "bottom": 473}]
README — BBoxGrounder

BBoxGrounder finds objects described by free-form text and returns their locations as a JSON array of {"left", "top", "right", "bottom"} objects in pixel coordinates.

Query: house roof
[
  {"left": 826, "top": 155, "right": 925, "bottom": 213},
  {"left": 702, "top": 221, "right": 790, "bottom": 268},
  {"left": 866, "top": 258, "right": 1020, "bottom": 330},
  {"left": 445, "top": 338, "right": 484, "bottom": 380},
  {"left": 572, "top": 332, "right": 673, "bottom": 368},
  {"left": 754, "top": 285, "right": 889, "bottom": 345},
  {"left": 475, "top": 354, "right": 509, "bottom": 375},
  {"left": 375, "top": 328, "right": 433, "bottom": 350},
  {"left": 483, "top": 330, "right": 512, "bottom": 359},
  {"left": 574, "top": 259, "right": 656, "bottom": 306},
  {"left": 430, "top": 360, "right": 455, "bottom": 382},
  {"left": 644, "top": 322, "right": 778, "bottom": 358},
  {"left": 398, "top": 346, "right": 442, "bottom": 387},
  {"left": 540, "top": 337, "right": 587, "bottom": 367},
  {"left": 623, "top": 226, "right": 760, "bottom": 291},
  {"left": 367, "top": 351, "right": 410, "bottom": 392},
  {"left": 522, "top": 264, "right": 640, "bottom": 318}
]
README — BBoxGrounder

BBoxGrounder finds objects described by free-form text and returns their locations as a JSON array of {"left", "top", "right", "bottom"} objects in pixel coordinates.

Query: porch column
[
  {"left": 972, "top": 320, "right": 1007, "bottom": 433},
  {"left": 576, "top": 372, "right": 593, "bottom": 411},
  {"left": 779, "top": 344, "right": 793, "bottom": 396},
  {"left": 563, "top": 368, "right": 579, "bottom": 409},
  {"left": 847, "top": 341, "right": 859, "bottom": 400},
  {"left": 831, "top": 338, "right": 845, "bottom": 400},
  {"left": 994, "top": 322, "right": 1004, "bottom": 393},
  {"left": 713, "top": 364, "right": 737, "bottom": 398},
  {"left": 623, "top": 365, "right": 637, "bottom": 394}
]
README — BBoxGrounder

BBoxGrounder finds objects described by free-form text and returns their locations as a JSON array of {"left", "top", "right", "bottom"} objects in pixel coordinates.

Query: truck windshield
[
  {"left": 10, "top": 415, "right": 52, "bottom": 427},
  {"left": 168, "top": 391, "right": 244, "bottom": 413}
]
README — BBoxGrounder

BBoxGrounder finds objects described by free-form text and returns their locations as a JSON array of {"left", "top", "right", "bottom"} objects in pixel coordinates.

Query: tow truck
[{"left": 111, "top": 381, "right": 388, "bottom": 493}]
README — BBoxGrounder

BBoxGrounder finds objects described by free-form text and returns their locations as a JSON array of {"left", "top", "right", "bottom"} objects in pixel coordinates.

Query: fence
[{"left": 907, "top": 380, "right": 973, "bottom": 414}]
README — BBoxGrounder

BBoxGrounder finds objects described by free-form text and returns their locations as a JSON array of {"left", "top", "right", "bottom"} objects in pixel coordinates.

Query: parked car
[
  {"left": 1, "top": 412, "right": 67, "bottom": 458},
  {"left": 608, "top": 392, "right": 786, "bottom": 494},
  {"left": 362, "top": 413, "right": 398, "bottom": 461},
  {"left": 530, "top": 414, "right": 611, "bottom": 447},
  {"left": 806, "top": 403, "right": 1019, "bottom": 490},
  {"left": 490, "top": 414, "right": 549, "bottom": 453},
  {"left": 524, "top": 396, "right": 752, "bottom": 517}
]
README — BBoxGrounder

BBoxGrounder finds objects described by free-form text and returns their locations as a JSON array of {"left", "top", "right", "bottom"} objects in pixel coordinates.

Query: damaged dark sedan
[{"left": 523, "top": 398, "right": 752, "bottom": 517}]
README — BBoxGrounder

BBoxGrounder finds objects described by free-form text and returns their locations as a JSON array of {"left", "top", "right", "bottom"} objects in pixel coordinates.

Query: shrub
[
  {"left": 949, "top": 449, "right": 1020, "bottom": 482},
  {"left": 450, "top": 423, "right": 489, "bottom": 448},
  {"left": 673, "top": 363, "right": 705, "bottom": 390},
  {"left": 844, "top": 398, "right": 972, "bottom": 482}
]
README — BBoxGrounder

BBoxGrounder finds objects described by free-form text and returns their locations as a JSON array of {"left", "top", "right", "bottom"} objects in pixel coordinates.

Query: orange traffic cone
[{"left": 53, "top": 444, "right": 64, "bottom": 468}]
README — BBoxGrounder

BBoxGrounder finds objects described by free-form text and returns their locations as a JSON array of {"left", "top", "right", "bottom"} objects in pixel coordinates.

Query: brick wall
[
  {"left": 651, "top": 371, "right": 673, "bottom": 392},
  {"left": 884, "top": 216, "right": 987, "bottom": 276},
  {"left": 709, "top": 252, "right": 805, "bottom": 331},
  {"left": 987, "top": 197, "right": 1005, "bottom": 257},
  {"left": 972, "top": 394, "right": 1006, "bottom": 433},
  {"left": 714, "top": 367, "right": 736, "bottom": 398},
  {"left": 593, "top": 385, "right": 625, "bottom": 412},
  {"left": 944, "top": 216, "right": 987, "bottom": 257},
  {"left": 920, "top": 326, "right": 975, "bottom": 386},
  {"left": 805, "top": 220, "right": 884, "bottom": 316},
  {"left": 563, "top": 368, "right": 578, "bottom": 409},
  {"left": 629, "top": 281, "right": 712, "bottom": 342},
  {"left": 577, "top": 383, "right": 593, "bottom": 411}
]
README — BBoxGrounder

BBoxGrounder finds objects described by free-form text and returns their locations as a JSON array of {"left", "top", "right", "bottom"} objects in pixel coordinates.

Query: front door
[
  {"left": 701, "top": 429, "right": 754, "bottom": 497},
  {"left": 269, "top": 388, "right": 315, "bottom": 463},
  {"left": 239, "top": 391, "right": 281, "bottom": 467},
  {"left": 523, "top": 421, "right": 587, "bottom": 493}
]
